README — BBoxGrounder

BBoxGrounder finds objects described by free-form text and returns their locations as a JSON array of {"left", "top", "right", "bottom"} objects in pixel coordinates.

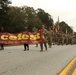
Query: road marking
[
  {"left": 59, "top": 57, "right": 76, "bottom": 75},
  {"left": 72, "top": 68, "right": 76, "bottom": 75}
]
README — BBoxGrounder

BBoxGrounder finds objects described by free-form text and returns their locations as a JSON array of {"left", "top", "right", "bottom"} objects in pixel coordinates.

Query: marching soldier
[
  {"left": 65, "top": 33, "right": 69, "bottom": 45},
  {"left": 68, "top": 33, "right": 72, "bottom": 45},
  {"left": 0, "top": 26, "right": 4, "bottom": 50},
  {"left": 32, "top": 26, "right": 38, "bottom": 47},
  {"left": 24, "top": 26, "right": 29, "bottom": 51},
  {"left": 52, "top": 31, "right": 55, "bottom": 45},
  {"left": 56, "top": 31, "right": 60, "bottom": 45},
  {"left": 61, "top": 32, "right": 65, "bottom": 45},
  {"left": 47, "top": 28, "right": 53, "bottom": 48},
  {"left": 40, "top": 25, "right": 48, "bottom": 52}
]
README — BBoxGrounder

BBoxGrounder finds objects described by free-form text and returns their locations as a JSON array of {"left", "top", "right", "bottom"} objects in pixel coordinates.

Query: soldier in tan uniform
[
  {"left": 0, "top": 26, "right": 4, "bottom": 50},
  {"left": 40, "top": 25, "right": 48, "bottom": 52},
  {"left": 68, "top": 33, "right": 73, "bottom": 45},
  {"left": 47, "top": 28, "right": 53, "bottom": 48},
  {"left": 55, "top": 31, "right": 59, "bottom": 45},
  {"left": 61, "top": 32, "right": 65, "bottom": 45},
  {"left": 52, "top": 31, "right": 55, "bottom": 45},
  {"left": 32, "top": 26, "right": 38, "bottom": 47},
  {"left": 65, "top": 33, "right": 69, "bottom": 45}
]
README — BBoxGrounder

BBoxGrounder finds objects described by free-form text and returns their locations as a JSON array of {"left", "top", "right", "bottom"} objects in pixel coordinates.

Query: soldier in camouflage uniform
[
  {"left": 61, "top": 32, "right": 65, "bottom": 45},
  {"left": 54, "top": 28, "right": 59, "bottom": 45},
  {"left": 68, "top": 33, "right": 73, "bottom": 45},
  {"left": 0, "top": 26, "right": 4, "bottom": 50},
  {"left": 55, "top": 31, "right": 60, "bottom": 45},
  {"left": 59, "top": 32, "right": 64, "bottom": 45},
  {"left": 40, "top": 25, "right": 48, "bottom": 52},
  {"left": 65, "top": 33, "right": 69, "bottom": 45},
  {"left": 52, "top": 31, "right": 55, "bottom": 45},
  {"left": 72, "top": 34, "right": 76, "bottom": 44},
  {"left": 47, "top": 28, "right": 53, "bottom": 48},
  {"left": 24, "top": 26, "right": 29, "bottom": 51},
  {"left": 32, "top": 26, "right": 38, "bottom": 47}
]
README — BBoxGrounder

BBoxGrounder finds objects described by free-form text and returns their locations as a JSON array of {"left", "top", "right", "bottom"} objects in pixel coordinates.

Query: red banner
[{"left": 0, "top": 30, "right": 45, "bottom": 44}]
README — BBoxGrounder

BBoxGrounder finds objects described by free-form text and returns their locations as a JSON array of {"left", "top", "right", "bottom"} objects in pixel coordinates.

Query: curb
[{"left": 59, "top": 57, "right": 76, "bottom": 75}]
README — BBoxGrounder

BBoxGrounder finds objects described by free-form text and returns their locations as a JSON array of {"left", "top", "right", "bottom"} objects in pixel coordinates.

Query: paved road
[{"left": 0, "top": 44, "right": 76, "bottom": 75}]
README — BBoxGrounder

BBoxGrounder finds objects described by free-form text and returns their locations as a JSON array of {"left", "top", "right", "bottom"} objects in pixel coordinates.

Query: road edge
[{"left": 59, "top": 57, "right": 76, "bottom": 75}]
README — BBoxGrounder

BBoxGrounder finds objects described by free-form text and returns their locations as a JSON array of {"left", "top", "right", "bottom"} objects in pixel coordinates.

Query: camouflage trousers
[{"left": 40, "top": 42, "right": 47, "bottom": 51}]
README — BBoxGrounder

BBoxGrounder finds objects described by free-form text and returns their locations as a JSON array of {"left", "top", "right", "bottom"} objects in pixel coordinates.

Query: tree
[
  {"left": 8, "top": 6, "right": 26, "bottom": 33},
  {"left": 22, "top": 6, "right": 42, "bottom": 32},
  {"left": 0, "top": 0, "right": 11, "bottom": 32},
  {"left": 59, "top": 21, "right": 72, "bottom": 33},
  {"left": 7, "top": 6, "right": 42, "bottom": 32},
  {"left": 36, "top": 8, "right": 53, "bottom": 30}
]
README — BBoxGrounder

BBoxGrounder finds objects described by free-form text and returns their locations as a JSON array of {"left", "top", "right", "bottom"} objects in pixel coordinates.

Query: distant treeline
[{"left": 0, "top": 0, "right": 73, "bottom": 33}]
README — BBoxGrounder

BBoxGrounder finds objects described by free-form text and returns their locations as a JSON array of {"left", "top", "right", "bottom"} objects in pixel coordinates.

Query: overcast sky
[{"left": 12, "top": 0, "right": 76, "bottom": 31}]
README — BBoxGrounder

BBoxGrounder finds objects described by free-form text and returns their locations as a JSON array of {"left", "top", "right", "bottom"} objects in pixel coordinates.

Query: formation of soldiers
[
  {"left": 39, "top": 25, "right": 76, "bottom": 51},
  {"left": 47, "top": 30, "right": 73, "bottom": 46}
]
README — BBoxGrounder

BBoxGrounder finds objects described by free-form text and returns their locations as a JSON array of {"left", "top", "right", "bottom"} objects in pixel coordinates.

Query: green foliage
[
  {"left": 0, "top": 0, "right": 11, "bottom": 31},
  {"left": 0, "top": 3, "right": 73, "bottom": 33},
  {"left": 7, "top": 6, "right": 26, "bottom": 33},
  {"left": 36, "top": 8, "right": 53, "bottom": 30},
  {"left": 59, "top": 21, "right": 73, "bottom": 33},
  {"left": 21, "top": 6, "right": 42, "bottom": 32},
  {"left": 7, "top": 6, "right": 42, "bottom": 32}
]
